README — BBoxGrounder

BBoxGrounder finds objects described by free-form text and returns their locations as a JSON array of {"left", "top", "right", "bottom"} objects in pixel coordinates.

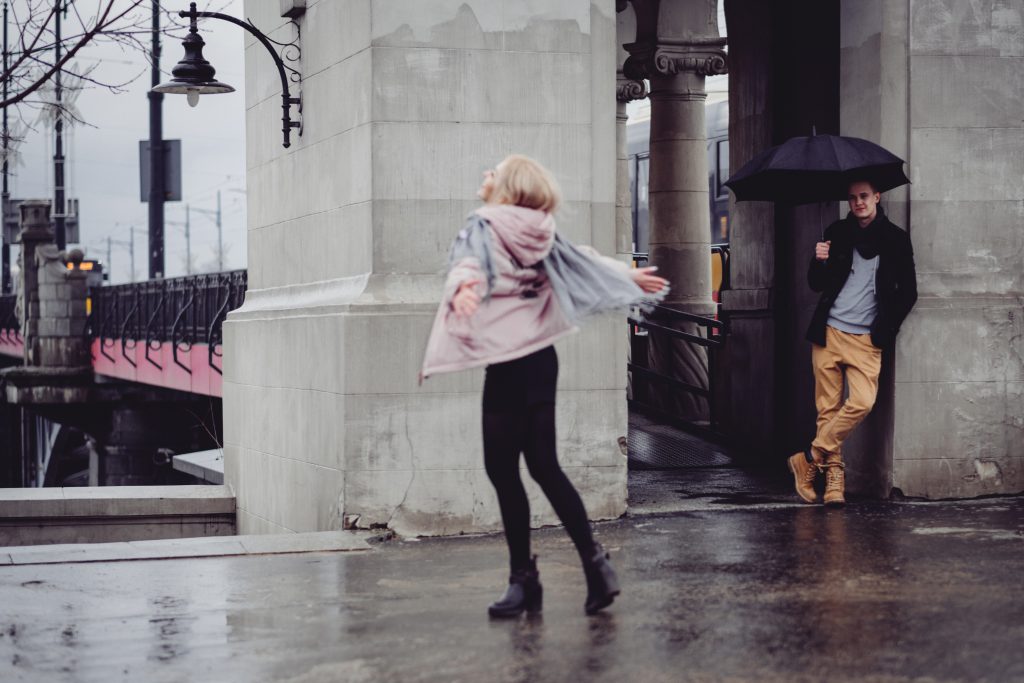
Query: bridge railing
[
  {"left": 0, "top": 293, "right": 19, "bottom": 340},
  {"left": 86, "top": 270, "right": 248, "bottom": 373}
]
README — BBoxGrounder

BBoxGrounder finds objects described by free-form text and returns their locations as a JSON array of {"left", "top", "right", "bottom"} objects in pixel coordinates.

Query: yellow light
[
  {"left": 86, "top": 297, "right": 92, "bottom": 316},
  {"left": 79, "top": 262, "right": 94, "bottom": 271},
  {"left": 66, "top": 263, "right": 74, "bottom": 270}
]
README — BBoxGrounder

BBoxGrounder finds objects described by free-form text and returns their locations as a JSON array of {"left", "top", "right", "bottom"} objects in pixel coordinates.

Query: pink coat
[{"left": 420, "top": 204, "right": 579, "bottom": 380}]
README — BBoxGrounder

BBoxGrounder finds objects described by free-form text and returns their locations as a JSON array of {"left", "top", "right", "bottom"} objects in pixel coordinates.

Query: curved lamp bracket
[{"left": 179, "top": 2, "right": 303, "bottom": 148}]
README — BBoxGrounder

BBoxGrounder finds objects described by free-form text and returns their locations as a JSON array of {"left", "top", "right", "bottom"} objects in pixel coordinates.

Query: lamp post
[
  {"left": 153, "top": 2, "right": 302, "bottom": 148},
  {"left": 148, "top": 0, "right": 164, "bottom": 280}
]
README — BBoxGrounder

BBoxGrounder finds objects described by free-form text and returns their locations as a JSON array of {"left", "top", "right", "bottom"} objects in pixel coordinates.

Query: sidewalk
[{"left": 1, "top": 493, "right": 1021, "bottom": 682}]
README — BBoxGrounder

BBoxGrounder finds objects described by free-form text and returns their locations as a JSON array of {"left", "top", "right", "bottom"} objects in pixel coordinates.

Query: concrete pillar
[
  {"left": 624, "top": 0, "right": 726, "bottom": 419},
  {"left": 34, "top": 246, "right": 90, "bottom": 368},
  {"left": 841, "top": 0, "right": 1024, "bottom": 498},
  {"left": 227, "top": 1, "right": 625, "bottom": 536},
  {"left": 15, "top": 200, "right": 53, "bottom": 367}
]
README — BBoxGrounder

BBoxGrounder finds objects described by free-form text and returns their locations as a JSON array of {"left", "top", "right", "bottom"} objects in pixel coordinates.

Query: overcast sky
[{"left": 9, "top": 0, "right": 247, "bottom": 284}]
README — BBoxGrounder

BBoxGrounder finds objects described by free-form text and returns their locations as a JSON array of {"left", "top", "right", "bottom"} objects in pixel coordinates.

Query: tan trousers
[{"left": 811, "top": 325, "right": 882, "bottom": 456}]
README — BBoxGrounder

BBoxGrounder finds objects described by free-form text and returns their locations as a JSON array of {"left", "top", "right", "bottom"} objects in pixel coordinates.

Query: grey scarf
[{"left": 448, "top": 214, "right": 666, "bottom": 321}]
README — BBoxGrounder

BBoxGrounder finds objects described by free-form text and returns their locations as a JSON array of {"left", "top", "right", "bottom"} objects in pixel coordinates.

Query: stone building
[{"left": 225, "top": 0, "right": 1022, "bottom": 536}]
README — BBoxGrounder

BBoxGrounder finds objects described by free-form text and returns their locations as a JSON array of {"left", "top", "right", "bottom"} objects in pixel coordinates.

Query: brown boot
[
  {"left": 787, "top": 450, "right": 822, "bottom": 503},
  {"left": 823, "top": 453, "right": 846, "bottom": 506}
]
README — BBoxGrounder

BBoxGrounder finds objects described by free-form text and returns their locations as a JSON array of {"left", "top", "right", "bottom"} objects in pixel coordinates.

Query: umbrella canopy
[{"left": 723, "top": 134, "right": 910, "bottom": 204}]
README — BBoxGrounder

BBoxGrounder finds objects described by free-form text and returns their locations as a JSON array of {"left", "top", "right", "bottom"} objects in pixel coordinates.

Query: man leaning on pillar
[{"left": 788, "top": 179, "right": 918, "bottom": 506}]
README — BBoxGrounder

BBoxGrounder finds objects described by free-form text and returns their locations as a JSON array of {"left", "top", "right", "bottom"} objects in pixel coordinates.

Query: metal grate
[{"left": 627, "top": 412, "right": 733, "bottom": 469}]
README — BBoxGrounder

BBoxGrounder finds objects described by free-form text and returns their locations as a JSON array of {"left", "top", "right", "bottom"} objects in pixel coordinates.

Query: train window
[
  {"left": 635, "top": 155, "right": 650, "bottom": 254},
  {"left": 717, "top": 140, "right": 730, "bottom": 197}
]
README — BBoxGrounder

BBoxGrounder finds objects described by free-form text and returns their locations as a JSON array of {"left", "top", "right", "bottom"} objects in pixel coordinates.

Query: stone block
[
  {"left": 501, "top": 0, "right": 592, "bottom": 54},
  {"left": 299, "top": 47, "right": 373, "bottom": 146},
  {"left": 371, "top": 198, "right": 484, "bottom": 274},
  {"left": 236, "top": 508, "right": 291, "bottom": 535},
  {"left": 895, "top": 298, "right": 1023, "bottom": 383},
  {"left": 345, "top": 463, "right": 624, "bottom": 537},
  {"left": 911, "top": 200, "right": 1024, "bottom": 298},
  {"left": 302, "top": 0, "right": 371, "bottom": 76},
  {"left": 371, "top": 121, "right": 592, "bottom": 203},
  {"left": 37, "top": 338, "right": 90, "bottom": 367},
  {"left": 911, "top": 55, "right": 1024, "bottom": 128},
  {"left": 230, "top": 445, "right": 344, "bottom": 533},
  {"left": 370, "top": 0, "right": 504, "bottom": 50},
  {"left": 893, "top": 456, "right": 1024, "bottom": 499},
  {"left": 911, "top": 128, "right": 1024, "bottom": 202},
  {"left": 893, "top": 379, "right": 1023, "bottom": 463},
  {"left": 39, "top": 300, "right": 69, "bottom": 318},
  {"left": 246, "top": 123, "right": 372, "bottom": 227},
  {"left": 246, "top": 201, "right": 372, "bottom": 290},
  {"left": 911, "top": 0, "right": 1024, "bottom": 57}
]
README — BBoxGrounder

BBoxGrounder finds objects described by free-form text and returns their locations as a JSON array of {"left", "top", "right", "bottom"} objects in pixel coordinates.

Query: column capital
[
  {"left": 616, "top": 75, "right": 648, "bottom": 103},
  {"left": 624, "top": 38, "right": 728, "bottom": 80}
]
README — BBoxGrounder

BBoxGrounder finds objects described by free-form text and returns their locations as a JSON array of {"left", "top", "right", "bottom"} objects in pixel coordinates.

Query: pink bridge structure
[{"left": 0, "top": 270, "right": 246, "bottom": 399}]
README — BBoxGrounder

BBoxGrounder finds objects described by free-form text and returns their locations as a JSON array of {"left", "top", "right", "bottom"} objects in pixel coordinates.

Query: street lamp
[{"left": 153, "top": 2, "right": 302, "bottom": 148}]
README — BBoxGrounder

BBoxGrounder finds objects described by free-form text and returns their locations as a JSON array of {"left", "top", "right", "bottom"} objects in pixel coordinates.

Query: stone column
[
  {"left": 615, "top": 2, "right": 646, "bottom": 261},
  {"left": 624, "top": 1, "right": 726, "bottom": 419},
  {"left": 15, "top": 200, "right": 53, "bottom": 366}
]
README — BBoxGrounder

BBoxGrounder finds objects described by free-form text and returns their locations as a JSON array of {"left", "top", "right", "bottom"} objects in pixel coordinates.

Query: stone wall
[
  {"left": 840, "top": 0, "right": 1023, "bottom": 497},
  {"left": 226, "top": 0, "right": 625, "bottom": 536}
]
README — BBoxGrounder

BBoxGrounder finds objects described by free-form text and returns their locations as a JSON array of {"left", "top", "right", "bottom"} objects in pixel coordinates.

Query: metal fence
[
  {"left": 87, "top": 270, "right": 247, "bottom": 373},
  {"left": 0, "top": 293, "right": 19, "bottom": 340}
]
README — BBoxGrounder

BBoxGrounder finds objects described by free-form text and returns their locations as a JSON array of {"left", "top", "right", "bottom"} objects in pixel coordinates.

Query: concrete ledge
[
  {"left": 0, "top": 485, "right": 237, "bottom": 546},
  {"left": 0, "top": 485, "right": 234, "bottom": 517},
  {"left": 172, "top": 450, "right": 225, "bottom": 484},
  {"left": 0, "top": 530, "right": 373, "bottom": 565}
]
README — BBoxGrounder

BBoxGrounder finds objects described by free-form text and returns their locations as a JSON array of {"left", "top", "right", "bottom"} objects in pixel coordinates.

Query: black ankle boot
[
  {"left": 488, "top": 555, "right": 543, "bottom": 618},
  {"left": 582, "top": 544, "right": 620, "bottom": 615}
]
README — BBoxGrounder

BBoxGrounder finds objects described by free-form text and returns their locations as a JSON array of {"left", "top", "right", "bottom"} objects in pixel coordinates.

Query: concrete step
[{"left": 0, "top": 529, "right": 374, "bottom": 566}]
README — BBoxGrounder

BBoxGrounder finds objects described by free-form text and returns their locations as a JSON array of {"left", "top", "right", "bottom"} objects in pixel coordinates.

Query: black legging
[{"left": 482, "top": 346, "right": 596, "bottom": 572}]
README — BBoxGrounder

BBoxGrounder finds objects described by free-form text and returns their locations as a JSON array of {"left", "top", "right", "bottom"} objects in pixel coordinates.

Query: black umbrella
[{"left": 723, "top": 133, "right": 910, "bottom": 204}]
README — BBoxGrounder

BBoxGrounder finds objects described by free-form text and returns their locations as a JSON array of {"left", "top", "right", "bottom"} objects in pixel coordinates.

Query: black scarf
[{"left": 851, "top": 207, "right": 887, "bottom": 259}]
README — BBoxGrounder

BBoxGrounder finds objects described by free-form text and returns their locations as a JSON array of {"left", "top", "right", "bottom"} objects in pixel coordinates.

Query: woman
[{"left": 421, "top": 155, "right": 668, "bottom": 617}]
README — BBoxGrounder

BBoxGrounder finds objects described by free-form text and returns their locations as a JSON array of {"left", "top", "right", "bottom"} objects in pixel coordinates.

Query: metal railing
[
  {"left": 628, "top": 245, "right": 730, "bottom": 439},
  {"left": 0, "top": 293, "right": 20, "bottom": 342},
  {"left": 87, "top": 270, "right": 247, "bottom": 375}
]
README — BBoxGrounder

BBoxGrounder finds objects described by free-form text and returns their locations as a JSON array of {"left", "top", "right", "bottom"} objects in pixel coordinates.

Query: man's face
[{"left": 848, "top": 181, "right": 880, "bottom": 224}]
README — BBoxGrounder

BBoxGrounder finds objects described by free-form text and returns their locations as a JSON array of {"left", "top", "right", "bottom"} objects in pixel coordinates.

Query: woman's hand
[
  {"left": 631, "top": 266, "right": 669, "bottom": 294},
  {"left": 451, "top": 280, "right": 482, "bottom": 317}
]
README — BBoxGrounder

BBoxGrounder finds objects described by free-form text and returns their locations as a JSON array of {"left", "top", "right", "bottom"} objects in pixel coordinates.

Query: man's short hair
[{"left": 847, "top": 178, "right": 880, "bottom": 194}]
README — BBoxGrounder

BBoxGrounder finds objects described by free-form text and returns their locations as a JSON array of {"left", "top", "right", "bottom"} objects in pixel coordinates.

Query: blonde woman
[{"left": 421, "top": 155, "right": 668, "bottom": 617}]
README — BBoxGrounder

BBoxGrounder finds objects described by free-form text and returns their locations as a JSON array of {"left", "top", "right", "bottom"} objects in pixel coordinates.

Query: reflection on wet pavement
[{"left": 0, "top": 498, "right": 1021, "bottom": 682}]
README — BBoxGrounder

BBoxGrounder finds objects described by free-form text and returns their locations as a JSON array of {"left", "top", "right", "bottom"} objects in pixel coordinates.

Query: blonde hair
[{"left": 490, "top": 154, "right": 562, "bottom": 212}]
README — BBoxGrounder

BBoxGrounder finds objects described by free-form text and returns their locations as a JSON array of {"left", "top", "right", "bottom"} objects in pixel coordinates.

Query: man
[{"left": 788, "top": 179, "right": 917, "bottom": 506}]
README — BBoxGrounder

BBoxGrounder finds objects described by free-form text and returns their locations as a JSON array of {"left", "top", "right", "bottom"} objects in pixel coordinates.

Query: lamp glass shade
[{"left": 152, "top": 80, "right": 235, "bottom": 96}]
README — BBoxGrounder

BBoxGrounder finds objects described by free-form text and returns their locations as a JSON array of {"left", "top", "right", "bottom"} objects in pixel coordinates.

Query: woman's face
[{"left": 477, "top": 163, "right": 501, "bottom": 202}]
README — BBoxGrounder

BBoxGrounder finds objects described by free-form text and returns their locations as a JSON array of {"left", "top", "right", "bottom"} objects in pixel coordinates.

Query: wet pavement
[{"left": 1, "top": 494, "right": 1022, "bottom": 682}]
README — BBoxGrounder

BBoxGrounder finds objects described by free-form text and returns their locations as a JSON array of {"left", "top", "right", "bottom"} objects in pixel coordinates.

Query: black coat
[{"left": 806, "top": 208, "right": 917, "bottom": 349}]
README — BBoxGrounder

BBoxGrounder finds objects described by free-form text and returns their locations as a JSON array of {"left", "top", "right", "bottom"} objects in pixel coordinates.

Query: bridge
[{"left": 0, "top": 270, "right": 246, "bottom": 398}]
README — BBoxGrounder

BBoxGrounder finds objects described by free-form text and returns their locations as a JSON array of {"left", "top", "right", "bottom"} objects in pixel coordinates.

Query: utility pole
[
  {"left": 129, "top": 226, "right": 136, "bottom": 281},
  {"left": 185, "top": 204, "right": 191, "bottom": 274},
  {"left": 53, "top": 0, "right": 66, "bottom": 250},
  {"left": 2, "top": 0, "right": 10, "bottom": 293},
  {"left": 216, "top": 190, "right": 222, "bottom": 271},
  {"left": 106, "top": 236, "right": 111, "bottom": 277},
  {"left": 147, "top": 0, "right": 164, "bottom": 279}
]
